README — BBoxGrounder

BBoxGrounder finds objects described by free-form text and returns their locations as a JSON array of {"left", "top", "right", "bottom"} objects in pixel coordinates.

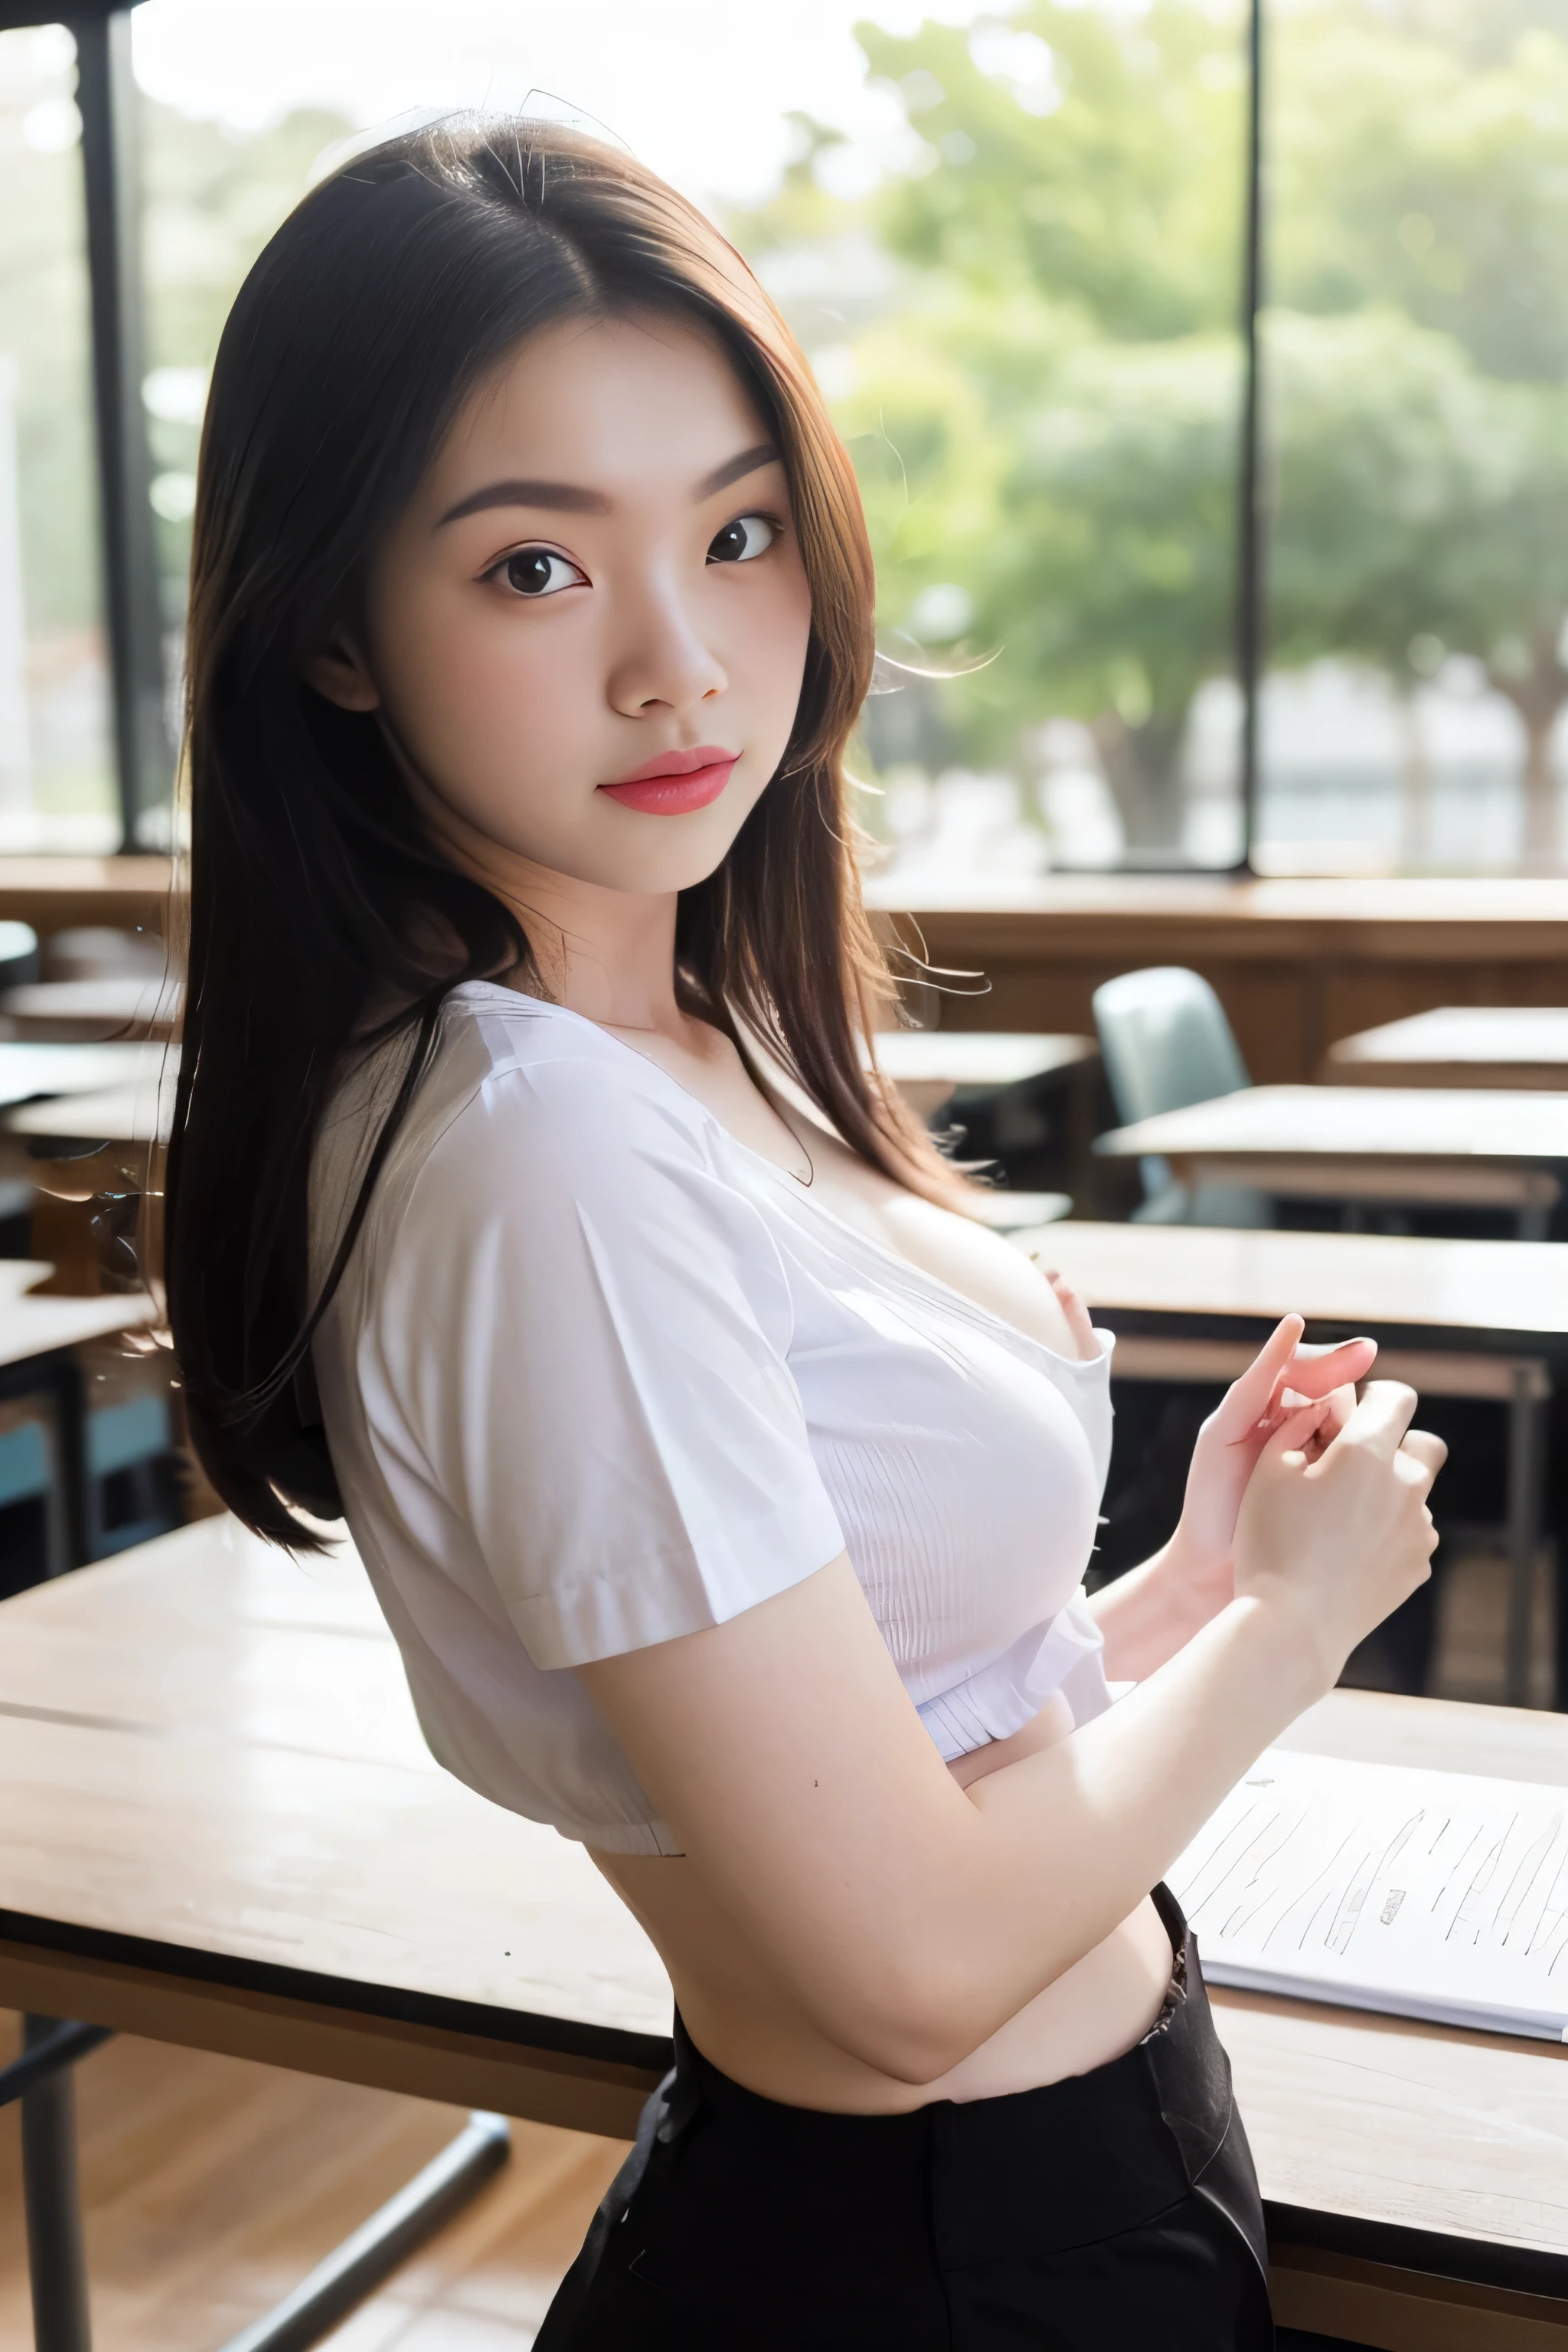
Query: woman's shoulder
[
  {"left": 432, "top": 982, "right": 725, "bottom": 1167},
  {"left": 314, "top": 982, "right": 750, "bottom": 1289},
  {"left": 324, "top": 982, "right": 713, "bottom": 1166}
]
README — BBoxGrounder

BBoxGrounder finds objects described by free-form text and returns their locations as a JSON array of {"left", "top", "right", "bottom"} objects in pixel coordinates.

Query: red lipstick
[{"left": 598, "top": 743, "right": 738, "bottom": 815}]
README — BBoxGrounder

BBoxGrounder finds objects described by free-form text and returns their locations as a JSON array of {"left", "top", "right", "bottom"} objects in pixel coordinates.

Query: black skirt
[{"left": 537, "top": 1884, "right": 1274, "bottom": 2350}]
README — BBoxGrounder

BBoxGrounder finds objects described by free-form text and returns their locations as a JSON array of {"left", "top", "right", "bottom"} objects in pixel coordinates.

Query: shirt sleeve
[{"left": 366, "top": 1050, "right": 847, "bottom": 1669}]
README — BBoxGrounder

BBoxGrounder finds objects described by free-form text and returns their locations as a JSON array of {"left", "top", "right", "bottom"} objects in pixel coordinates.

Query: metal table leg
[
  {"left": 213, "top": 2111, "right": 511, "bottom": 2352},
  {"left": 5, "top": 2016, "right": 509, "bottom": 2352},
  {"left": 18, "top": 2016, "right": 96, "bottom": 2352},
  {"left": 2, "top": 2015, "right": 509, "bottom": 2352},
  {"left": 1506, "top": 1364, "right": 1551, "bottom": 1709}
]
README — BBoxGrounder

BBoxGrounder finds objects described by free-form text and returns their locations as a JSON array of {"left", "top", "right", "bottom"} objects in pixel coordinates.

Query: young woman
[{"left": 165, "top": 120, "right": 1444, "bottom": 2350}]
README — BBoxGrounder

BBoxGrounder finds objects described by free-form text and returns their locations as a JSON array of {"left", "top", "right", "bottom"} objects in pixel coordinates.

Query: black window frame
[{"left": 2, "top": 0, "right": 172, "bottom": 851}]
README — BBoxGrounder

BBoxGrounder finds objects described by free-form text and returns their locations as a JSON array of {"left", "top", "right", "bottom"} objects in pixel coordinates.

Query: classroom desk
[
  {"left": 0, "top": 1256, "right": 155, "bottom": 1366},
  {"left": 870, "top": 1027, "right": 1095, "bottom": 1108},
  {"left": 1096, "top": 1084, "right": 1568, "bottom": 1238},
  {"left": 2, "top": 1521, "right": 1566, "bottom": 2348},
  {"left": 1025, "top": 1220, "right": 1568, "bottom": 1709},
  {"left": 1026, "top": 1218, "right": 1568, "bottom": 1351},
  {"left": 0, "top": 978, "right": 183, "bottom": 1045},
  {"left": 2, "top": 1074, "right": 175, "bottom": 1240},
  {"left": 0, "top": 1041, "right": 163, "bottom": 1113},
  {"left": 1325, "top": 1007, "right": 1568, "bottom": 1091},
  {"left": 4, "top": 1077, "right": 168, "bottom": 1150},
  {"left": 872, "top": 1030, "right": 1096, "bottom": 1208}
]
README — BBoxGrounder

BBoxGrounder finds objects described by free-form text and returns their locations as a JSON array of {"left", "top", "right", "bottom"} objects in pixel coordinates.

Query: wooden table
[
  {"left": 2, "top": 1522, "right": 1566, "bottom": 2347},
  {"left": 0, "top": 1042, "right": 164, "bottom": 1113},
  {"left": 0, "top": 978, "right": 182, "bottom": 1044},
  {"left": 0, "top": 1525, "right": 668, "bottom": 2128},
  {"left": 1027, "top": 1219, "right": 1568, "bottom": 1353},
  {"left": 0, "top": 1522, "right": 665, "bottom": 2352},
  {"left": 1027, "top": 1220, "right": 1568, "bottom": 1709},
  {"left": 5, "top": 1081, "right": 168, "bottom": 1152},
  {"left": 871, "top": 1027, "right": 1095, "bottom": 1101},
  {"left": 2, "top": 1070, "right": 178, "bottom": 1234},
  {"left": 0, "top": 1257, "right": 155, "bottom": 1367},
  {"left": 1326, "top": 1007, "right": 1568, "bottom": 1092},
  {"left": 1096, "top": 1085, "right": 1568, "bottom": 1239},
  {"left": 871, "top": 1031, "right": 1097, "bottom": 1210}
]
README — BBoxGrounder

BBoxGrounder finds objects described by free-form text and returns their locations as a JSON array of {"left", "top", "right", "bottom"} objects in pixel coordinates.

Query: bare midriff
[{"left": 592, "top": 1697, "right": 1174, "bottom": 2112}]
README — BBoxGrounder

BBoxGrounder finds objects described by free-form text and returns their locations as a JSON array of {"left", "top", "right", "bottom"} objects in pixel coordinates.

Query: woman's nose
[{"left": 606, "top": 580, "right": 727, "bottom": 717}]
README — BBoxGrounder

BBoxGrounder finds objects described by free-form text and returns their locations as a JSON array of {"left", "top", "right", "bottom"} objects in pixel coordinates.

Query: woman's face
[{"left": 311, "top": 313, "right": 815, "bottom": 899}]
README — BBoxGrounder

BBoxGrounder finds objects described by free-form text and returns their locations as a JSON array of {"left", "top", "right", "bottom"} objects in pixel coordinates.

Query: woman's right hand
[{"left": 1232, "top": 1380, "right": 1446, "bottom": 1690}]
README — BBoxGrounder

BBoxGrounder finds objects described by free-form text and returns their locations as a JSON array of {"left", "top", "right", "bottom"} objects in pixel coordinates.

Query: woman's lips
[{"left": 598, "top": 755, "right": 738, "bottom": 815}]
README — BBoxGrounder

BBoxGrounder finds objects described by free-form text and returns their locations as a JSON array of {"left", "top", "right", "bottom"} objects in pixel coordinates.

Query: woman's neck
[
  {"left": 416, "top": 782, "right": 688, "bottom": 1037},
  {"left": 505, "top": 870, "right": 681, "bottom": 1036}
]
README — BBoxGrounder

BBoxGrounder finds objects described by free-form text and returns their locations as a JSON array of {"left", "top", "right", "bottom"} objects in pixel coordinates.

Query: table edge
[
  {"left": 1089, "top": 1303, "right": 1568, "bottom": 1359},
  {"left": 0, "top": 1906, "right": 674, "bottom": 2079},
  {"left": 1263, "top": 2202, "right": 1568, "bottom": 2304}
]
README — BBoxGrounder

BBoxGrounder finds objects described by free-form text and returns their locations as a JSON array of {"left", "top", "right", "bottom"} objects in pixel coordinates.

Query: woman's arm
[{"left": 579, "top": 1381, "right": 1442, "bottom": 2086}]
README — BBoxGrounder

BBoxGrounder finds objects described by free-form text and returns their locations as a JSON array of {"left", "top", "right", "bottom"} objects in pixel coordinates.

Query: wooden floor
[{"left": 0, "top": 2013, "right": 628, "bottom": 2350}]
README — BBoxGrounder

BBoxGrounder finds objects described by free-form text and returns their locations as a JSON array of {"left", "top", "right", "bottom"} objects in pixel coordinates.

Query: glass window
[
  {"left": 129, "top": 0, "right": 1248, "bottom": 884},
  {"left": 21, "top": 2, "right": 1568, "bottom": 876},
  {"left": 1259, "top": 2, "right": 1568, "bottom": 876},
  {"left": 736, "top": 4, "right": 1252, "bottom": 881},
  {"left": 140, "top": 96, "right": 360, "bottom": 733},
  {"left": 0, "top": 22, "right": 119, "bottom": 851}
]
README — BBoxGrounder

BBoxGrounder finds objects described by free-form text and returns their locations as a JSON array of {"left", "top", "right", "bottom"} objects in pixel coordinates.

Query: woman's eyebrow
[
  {"left": 438, "top": 479, "right": 610, "bottom": 525},
  {"left": 694, "top": 442, "right": 781, "bottom": 499},
  {"left": 436, "top": 441, "right": 781, "bottom": 529}
]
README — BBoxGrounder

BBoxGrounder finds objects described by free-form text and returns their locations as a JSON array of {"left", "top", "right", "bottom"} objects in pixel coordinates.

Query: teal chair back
[
  {"left": 1093, "top": 967, "right": 1249, "bottom": 1124},
  {"left": 1093, "top": 967, "right": 1264, "bottom": 1226}
]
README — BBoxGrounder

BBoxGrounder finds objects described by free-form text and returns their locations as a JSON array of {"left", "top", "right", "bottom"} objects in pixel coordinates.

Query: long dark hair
[{"left": 165, "top": 116, "right": 948, "bottom": 1551}]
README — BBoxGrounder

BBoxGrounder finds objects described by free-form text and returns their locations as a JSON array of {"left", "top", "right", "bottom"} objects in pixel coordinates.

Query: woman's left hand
[
  {"left": 1164, "top": 1312, "right": 1377, "bottom": 1619},
  {"left": 1036, "top": 1272, "right": 1377, "bottom": 1628}
]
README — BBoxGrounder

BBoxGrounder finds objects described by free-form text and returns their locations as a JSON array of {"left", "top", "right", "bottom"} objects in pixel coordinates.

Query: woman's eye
[
  {"left": 495, "top": 548, "right": 586, "bottom": 597},
  {"left": 707, "top": 513, "right": 777, "bottom": 565}
]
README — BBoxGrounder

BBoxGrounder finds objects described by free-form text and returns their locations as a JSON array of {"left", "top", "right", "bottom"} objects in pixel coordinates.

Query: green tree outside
[{"left": 733, "top": 1, "right": 1568, "bottom": 866}]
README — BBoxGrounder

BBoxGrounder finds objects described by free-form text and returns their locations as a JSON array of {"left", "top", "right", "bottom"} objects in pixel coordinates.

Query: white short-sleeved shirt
[{"left": 310, "top": 985, "right": 1114, "bottom": 1854}]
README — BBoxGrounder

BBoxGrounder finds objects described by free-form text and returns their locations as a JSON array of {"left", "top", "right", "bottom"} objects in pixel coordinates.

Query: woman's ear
[{"left": 304, "top": 635, "right": 381, "bottom": 712}]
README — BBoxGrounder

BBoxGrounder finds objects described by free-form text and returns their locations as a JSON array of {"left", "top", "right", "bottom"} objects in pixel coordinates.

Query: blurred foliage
[
  {"left": 142, "top": 103, "right": 351, "bottom": 372},
  {"left": 732, "top": 2, "right": 1568, "bottom": 858},
  {"left": 1, "top": 28, "right": 100, "bottom": 637},
  {"left": 140, "top": 100, "right": 353, "bottom": 615},
  {"left": 0, "top": 59, "right": 350, "bottom": 635},
  {"left": 1269, "top": 7, "right": 1568, "bottom": 858}
]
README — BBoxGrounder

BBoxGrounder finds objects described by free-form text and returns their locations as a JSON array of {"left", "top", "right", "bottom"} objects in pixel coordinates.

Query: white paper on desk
[{"left": 1171, "top": 1749, "right": 1568, "bottom": 2042}]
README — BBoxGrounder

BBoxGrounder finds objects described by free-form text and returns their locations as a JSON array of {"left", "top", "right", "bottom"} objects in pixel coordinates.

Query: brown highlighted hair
[{"left": 165, "top": 117, "right": 948, "bottom": 1549}]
